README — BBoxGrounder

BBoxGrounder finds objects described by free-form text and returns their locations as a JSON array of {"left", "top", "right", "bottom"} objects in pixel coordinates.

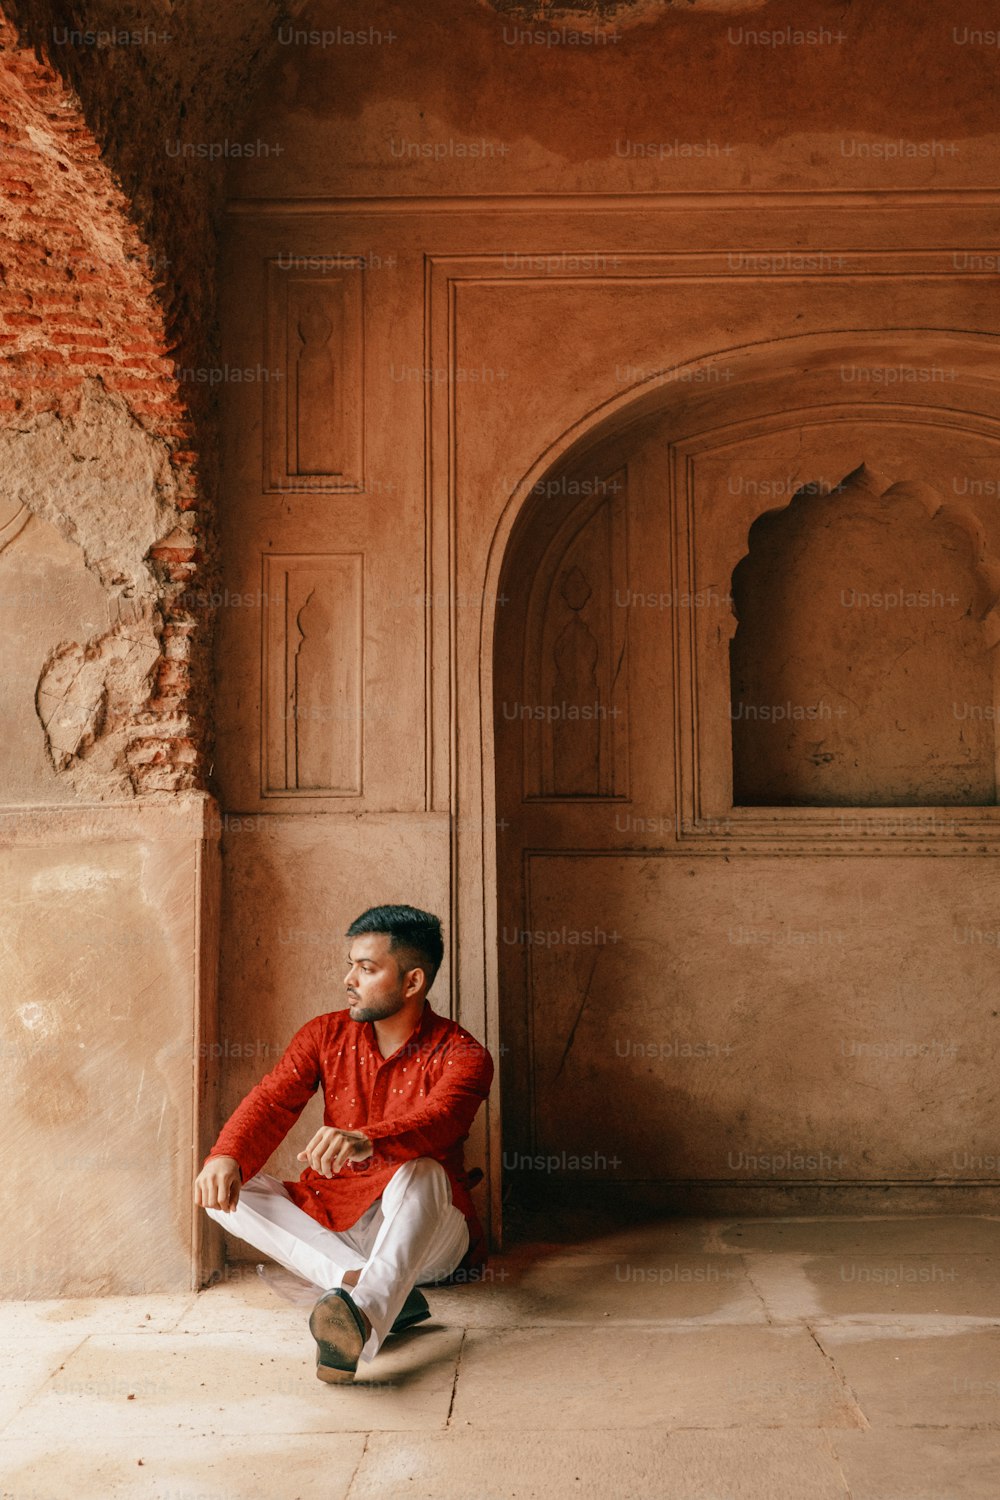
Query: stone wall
[
  {"left": 217, "top": 0, "right": 1000, "bottom": 1247},
  {"left": 0, "top": 16, "right": 197, "bottom": 790},
  {"left": 4, "top": 0, "right": 1000, "bottom": 1293},
  {"left": 0, "top": 0, "right": 295, "bottom": 790},
  {"left": 0, "top": 5, "right": 284, "bottom": 1293}
]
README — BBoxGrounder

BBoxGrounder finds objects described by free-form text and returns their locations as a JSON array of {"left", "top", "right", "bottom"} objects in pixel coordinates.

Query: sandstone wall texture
[
  {"left": 218, "top": 0, "right": 1000, "bottom": 1246},
  {"left": 4, "top": 0, "right": 1000, "bottom": 1292},
  {"left": 233, "top": 0, "right": 1000, "bottom": 197}
]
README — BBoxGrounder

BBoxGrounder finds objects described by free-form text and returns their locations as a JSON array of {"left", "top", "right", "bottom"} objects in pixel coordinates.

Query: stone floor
[{"left": 1, "top": 1215, "right": 999, "bottom": 1499}]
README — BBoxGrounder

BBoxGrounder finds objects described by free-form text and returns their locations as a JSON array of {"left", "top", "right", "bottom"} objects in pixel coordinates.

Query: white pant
[{"left": 205, "top": 1157, "right": 469, "bottom": 1362}]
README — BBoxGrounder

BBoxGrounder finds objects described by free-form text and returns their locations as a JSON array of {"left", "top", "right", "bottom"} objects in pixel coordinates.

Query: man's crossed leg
[{"left": 206, "top": 1157, "right": 469, "bottom": 1378}]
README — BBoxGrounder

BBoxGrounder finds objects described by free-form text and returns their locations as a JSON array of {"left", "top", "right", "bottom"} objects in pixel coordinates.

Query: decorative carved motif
[
  {"left": 262, "top": 553, "right": 363, "bottom": 795},
  {"left": 294, "top": 299, "right": 338, "bottom": 475},
  {"left": 551, "top": 566, "right": 601, "bottom": 793},
  {"left": 0, "top": 499, "right": 29, "bottom": 555},
  {"left": 730, "top": 463, "right": 1000, "bottom": 806},
  {"left": 36, "top": 611, "right": 160, "bottom": 773},
  {"left": 264, "top": 260, "right": 365, "bottom": 492},
  {"left": 522, "top": 471, "right": 630, "bottom": 798}
]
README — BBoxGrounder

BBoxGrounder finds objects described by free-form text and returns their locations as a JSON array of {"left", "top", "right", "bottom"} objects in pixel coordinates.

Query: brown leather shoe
[
  {"left": 391, "top": 1287, "right": 431, "bottom": 1334},
  {"left": 309, "top": 1287, "right": 367, "bottom": 1384}
]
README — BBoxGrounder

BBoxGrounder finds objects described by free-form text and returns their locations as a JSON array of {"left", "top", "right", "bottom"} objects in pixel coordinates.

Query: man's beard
[
  {"left": 348, "top": 1003, "right": 381, "bottom": 1022},
  {"left": 347, "top": 992, "right": 402, "bottom": 1023}
]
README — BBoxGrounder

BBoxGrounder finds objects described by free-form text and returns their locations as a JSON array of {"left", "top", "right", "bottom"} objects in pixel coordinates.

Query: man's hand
[
  {"left": 194, "top": 1155, "right": 242, "bottom": 1212},
  {"left": 297, "top": 1126, "right": 373, "bottom": 1177}
]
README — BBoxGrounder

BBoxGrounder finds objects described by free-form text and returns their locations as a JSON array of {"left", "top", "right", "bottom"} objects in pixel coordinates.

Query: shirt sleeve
[
  {"left": 361, "top": 1039, "right": 494, "bottom": 1163},
  {"left": 204, "top": 1017, "right": 323, "bottom": 1183}
]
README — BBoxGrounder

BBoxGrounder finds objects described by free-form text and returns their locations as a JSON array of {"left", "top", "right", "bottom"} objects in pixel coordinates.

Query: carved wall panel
[
  {"left": 261, "top": 553, "right": 363, "bottom": 796},
  {"left": 521, "top": 471, "right": 630, "bottom": 799},
  {"left": 264, "top": 259, "right": 365, "bottom": 492},
  {"left": 730, "top": 464, "right": 1000, "bottom": 806}
]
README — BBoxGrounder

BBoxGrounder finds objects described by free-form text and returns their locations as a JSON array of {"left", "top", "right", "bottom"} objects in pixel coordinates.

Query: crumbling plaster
[
  {"left": 0, "top": 379, "right": 181, "bottom": 791},
  {"left": 0, "top": 0, "right": 301, "bottom": 794}
]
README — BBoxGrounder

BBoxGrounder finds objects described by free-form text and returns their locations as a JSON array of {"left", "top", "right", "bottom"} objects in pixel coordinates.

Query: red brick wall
[
  {"left": 0, "top": 13, "right": 202, "bottom": 789},
  {"left": 0, "top": 4, "right": 282, "bottom": 793}
]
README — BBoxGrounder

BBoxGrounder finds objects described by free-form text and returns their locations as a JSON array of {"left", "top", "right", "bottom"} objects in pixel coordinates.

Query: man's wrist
[{"left": 206, "top": 1152, "right": 243, "bottom": 1177}]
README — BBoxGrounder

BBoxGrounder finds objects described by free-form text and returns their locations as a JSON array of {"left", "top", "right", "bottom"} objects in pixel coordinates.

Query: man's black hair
[{"left": 345, "top": 904, "right": 444, "bottom": 990}]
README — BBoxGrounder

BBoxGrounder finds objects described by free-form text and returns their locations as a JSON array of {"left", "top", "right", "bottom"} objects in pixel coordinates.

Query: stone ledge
[
  {"left": 509, "top": 1182, "right": 1000, "bottom": 1219},
  {"left": 0, "top": 792, "right": 222, "bottom": 845}
]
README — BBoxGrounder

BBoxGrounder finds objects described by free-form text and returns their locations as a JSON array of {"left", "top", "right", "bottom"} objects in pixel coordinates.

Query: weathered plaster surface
[{"left": 0, "top": 380, "right": 191, "bottom": 794}]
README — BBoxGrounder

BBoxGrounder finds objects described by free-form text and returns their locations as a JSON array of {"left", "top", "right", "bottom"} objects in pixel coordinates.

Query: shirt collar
[{"left": 363, "top": 998, "right": 439, "bottom": 1062}]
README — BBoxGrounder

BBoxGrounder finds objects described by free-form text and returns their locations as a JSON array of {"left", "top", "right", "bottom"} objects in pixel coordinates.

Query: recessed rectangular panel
[
  {"left": 264, "top": 258, "right": 365, "bottom": 492},
  {"left": 520, "top": 470, "right": 631, "bottom": 800},
  {"left": 261, "top": 553, "right": 363, "bottom": 796},
  {"left": 525, "top": 850, "right": 1000, "bottom": 1182}
]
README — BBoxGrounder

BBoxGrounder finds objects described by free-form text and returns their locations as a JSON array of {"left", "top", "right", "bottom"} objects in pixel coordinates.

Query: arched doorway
[
  {"left": 494, "top": 415, "right": 680, "bottom": 1222},
  {"left": 488, "top": 344, "right": 1000, "bottom": 1232}
]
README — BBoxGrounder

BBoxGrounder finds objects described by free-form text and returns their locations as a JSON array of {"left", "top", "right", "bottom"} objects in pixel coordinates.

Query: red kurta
[{"left": 205, "top": 1001, "right": 494, "bottom": 1268}]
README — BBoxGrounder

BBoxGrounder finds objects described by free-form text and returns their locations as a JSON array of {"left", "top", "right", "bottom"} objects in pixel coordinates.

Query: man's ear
[{"left": 404, "top": 965, "right": 426, "bottom": 999}]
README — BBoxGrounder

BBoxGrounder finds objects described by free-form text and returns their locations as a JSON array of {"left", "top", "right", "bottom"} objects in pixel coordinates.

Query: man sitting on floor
[{"left": 194, "top": 903, "right": 494, "bottom": 1383}]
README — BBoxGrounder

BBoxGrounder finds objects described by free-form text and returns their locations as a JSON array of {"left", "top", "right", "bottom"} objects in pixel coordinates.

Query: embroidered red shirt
[{"left": 205, "top": 1001, "right": 494, "bottom": 1267}]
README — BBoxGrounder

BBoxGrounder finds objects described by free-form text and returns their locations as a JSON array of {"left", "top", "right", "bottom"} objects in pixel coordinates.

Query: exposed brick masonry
[{"left": 0, "top": 2, "right": 287, "bottom": 792}]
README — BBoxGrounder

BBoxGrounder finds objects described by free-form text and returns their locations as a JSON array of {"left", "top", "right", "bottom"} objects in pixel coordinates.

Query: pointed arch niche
[
  {"left": 730, "top": 463, "right": 1000, "bottom": 807},
  {"left": 672, "top": 409, "right": 1000, "bottom": 844}
]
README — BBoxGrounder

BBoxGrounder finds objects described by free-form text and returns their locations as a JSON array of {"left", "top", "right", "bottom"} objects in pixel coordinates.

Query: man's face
[{"left": 344, "top": 932, "right": 416, "bottom": 1022}]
